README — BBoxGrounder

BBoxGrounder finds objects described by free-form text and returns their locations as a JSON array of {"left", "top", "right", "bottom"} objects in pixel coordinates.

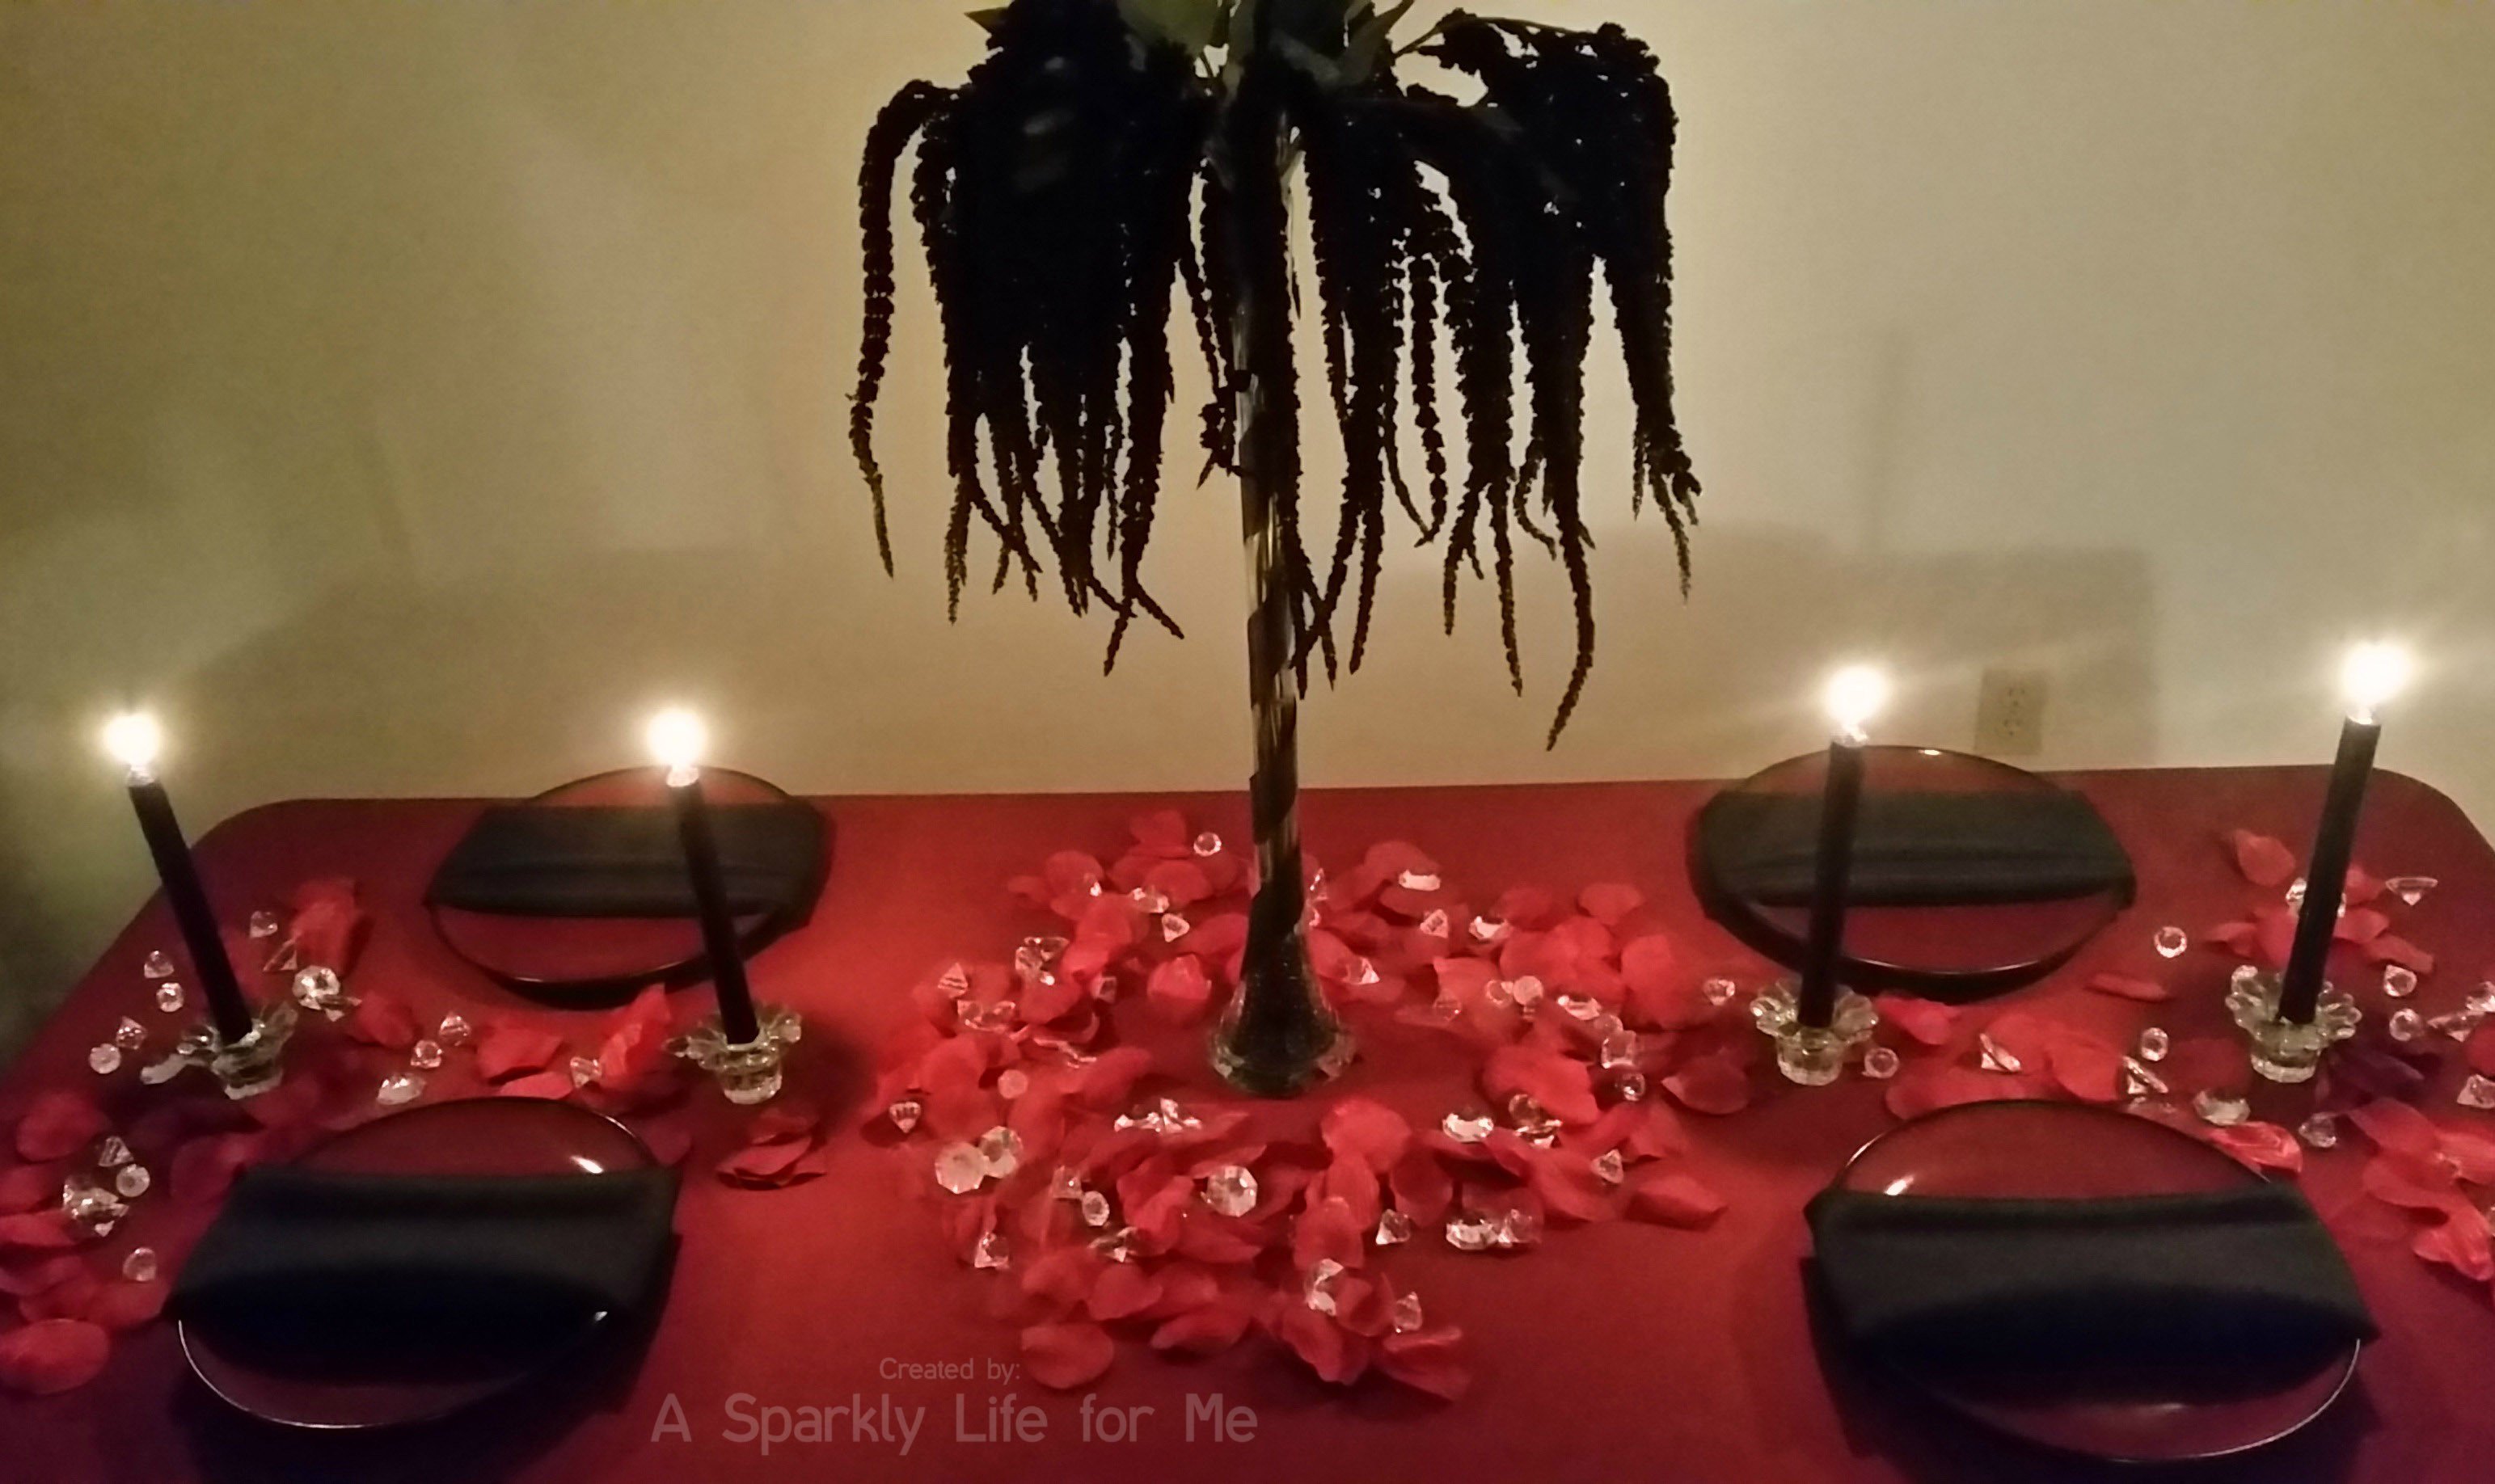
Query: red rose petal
[
  {"left": 13, "top": 1093, "right": 108, "bottom": 1164},
  {"left": 1177, "top": 913, "right": 1248, "bottom": 962},
  {"left": 1320, "top": 1098, "right": 1412, "bottom": 1174},
  {"left": 1483, "top": 1043, "right": 1600, "bottom": 1126},
  {"left": 1388, "top": 1149, "right": 1454, "bottom": 1225},
  {"left": 1146, "top": 955, "right": 1214, "bottom": 1025},
  {"left": 2416, "top": 1209, "right": 2495, "bottom": 1282},
  {"left": 2084, "top": 973, "right": 2172, "bottom": 1004},
  {"left": 1627, "top": 1168, "right": 1725, "bottom": 1228},
  {"left": 2227, "top": 830, "right": 2299, "bottom": 888},
  {"left": 1377, "top": 1325, "right": 1470, "bottom": 1400},
  {"left": 2206, "top": 1122, "right": 2304, "bottom": 1175},
  {"left": 716, "top": 1137, "right": 812, "bottom": 1183},
  {"left": 1619, "top": 935, "right": 1699, "bottom": 1029},
  {"left": 1492, "top": 886, "right": 1562, "bottom": 930},
  {"left": 287, "top": 879, "right": 369, "bottom": 972},
  {"left": 1270, "top": 1304, "right": 1368, "bottom": 1385},
  {"left": 342, "top": 991, "right": 419, "bottom": 1052},
  {"left": 2362, "top": 1153, "right": 2459, "bottom": 1211},
  {"left": 1291, "top": 1196, "right": 1368, "bottom": 1274},
  {"left": 85, "top": 1278, "right": 167, "bottom": 1333},
  {"left": 2045, "top": 1031, "right": 2126, "bottom": 1105},
  {"left": 2349, "top": 1099, "right": 2442, "bottom": 1158},
  {"left": 1086, "top": 1263, "right": 1165, "bottom": 1322},
  {"left": 1021, "top": 1321, "right": 1116, "bottom": 1390},
  {"left": 1872, "top": 994, "right": 1957, "bottom": 1047},
  {"left": 1129, "top": 809, "right": 1192, "bottom": 856},
  {"left": 1144, "top": 859, "right": 1213, "bottom": 908},
  {"left": 474, "top": 1022, "right": 567, "bottom": 1082},
  {"left": 496, "top": 1069, "right": 579, "bottom": 1101},
  {"left": 171, "top": 1132, "right": 266, "bottom": 1206},
  {"left": 1074, "top": 1047, "right": 1155, "bottom": 1110},
  {"left": 2366, "top": 935, "right": 2435, "bottom": 976},
  {"left": 0, "top": 1318, "right": 110, "bottom": 1395},
  {"left": 1661, "top": 1052, "right": 1751, "bottom": 1116},
  {"left": 1150, "top": 1299, "right": 1254, "bottom": 1355},
  {"left": 0, "top": 1165, "right": 52, "bottom": 1215},
  {"left": 1578, "top": 883, "right": 1644, "bottom": 927}
]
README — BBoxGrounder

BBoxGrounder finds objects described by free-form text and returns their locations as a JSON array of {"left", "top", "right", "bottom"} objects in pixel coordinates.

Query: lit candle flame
[
  {"left": 2340, "top": 643, "right": 2412, "bottom": 725},
  {"left": 102, "top": 712, "right": 163, "bottom": 781},
  {"left": 644, "top": 707, "right": 708, "bottom": 782},
  {"left": 1823, "top": 665, "right": 1889, "bottom": 744}
]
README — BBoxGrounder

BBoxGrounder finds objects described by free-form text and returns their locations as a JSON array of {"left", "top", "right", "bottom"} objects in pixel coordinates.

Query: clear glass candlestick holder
[
  {"left": 2227, "top": 966, "right": 2361, "bottom": 1083},
  {"left": 146, "top": 1001, "right": 298, "bottom": 1100},
  {"left": 673, "top": 1004, "right": 801, "bottom": 1105},
  {"left": 1751, "top": 981, "right": 1881, "bottom": 1086}
]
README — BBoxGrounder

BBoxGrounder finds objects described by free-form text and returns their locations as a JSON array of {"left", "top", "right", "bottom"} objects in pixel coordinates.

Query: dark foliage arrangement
[{"left": 853, "top": 0, "right": 1699, "bottom": 744}]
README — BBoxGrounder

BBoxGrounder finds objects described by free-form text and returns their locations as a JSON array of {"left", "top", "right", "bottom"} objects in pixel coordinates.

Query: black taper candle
[
  {"left": 125, "top": 774, "right": 254, "bottom": 1043},
  {"left": 2278, "top": 715, "right": 2382, "bottom": 1023},
  {"left": 1796, "top": 735, "right": 1868, "bottom": 1029},
  {"left": 665, "top": 767, "right": 762, "bottom": 1045}
]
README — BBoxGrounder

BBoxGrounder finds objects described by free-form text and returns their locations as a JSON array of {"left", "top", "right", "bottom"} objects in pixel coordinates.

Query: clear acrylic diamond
[
  {"left": 61, "top": 1180, "right": 125, "bottom": 1233},
  {"left": 112, "top": 1164, "right": 150, "bottom": 1199},
  {"left": 376, "top": 1073, "right": 424, "bottom": 1107},
  {"left": 1160, "top": 913, "right": 1191, "bottom": 943},
  {"left": 247, "top": 910, "right": 281, "bottom": 939},
  {"left": 142, "top": 951, "right": 175, "bottom": 980},
  {"left": 1396, "top": 871, "right": 1442, "bottom": 892},
  {"left": 1303, "top": 1257, "right": 1345, "bottom": 1313},
  {"left": 1444, "top": 1215, "right": 1496, "bottom": 1252},
  {"left": 87, "top": 1044, "right": 122, "bottom": 1075},
  {"left": 996, "top": 1069, "right": 1030, "bottom": 1101},
  {"left": 113, "top": 1017, "right": 146, "bottom": 1051},
  {"left": 1861, "top": 1046, "right": 1901, "bottom": 1080},
  {"left": 2285, "top": 878, "right": 2308, "bottom": 910},
  {"left": 2471, "top": 983, "right": 2495, "bottom": 1017},
  {"left": 2121, "top": 1057, "right": 2169, "bottom": 1099},
  {"left": 887, "top": 1098, "right": 922, "bottom": 1134},
  {"left": 2390, "top": 1008, "right": 2427, "bottom": 1041},
  {"left": 1375, "top": 1209, "right": 1414, "bottom": 1246},
  {"left": 1391, "top": 1292, "right": 1425, "bottom": 1334},
  {"left": 958, "top": 999, "right": 1016, "bottom": 1032},
  {"left": 934, "top": 1142, "right": 987, "bottom": 1194},
  {"left": 2461, "top": 1075, "right": 2495, "bottom": 1111},
  {"left": 1505, "top": 1094, "right": 1560, "bottom": 1142},
  {"left": 2299, "top": 1112, "right": 2341, "bottom": 1149},
  {"left": 1702, "top": 977, "right": 1740, "bottom": 1007},
  {"left": 262, "top": 940, "right": 299, "bottom": 974},
  {"left": 1492, "top": 1207, "right": 1543, "bottom": 1249},
  {"left": 1013, "top": 938, "right": 1066, "bottom": 983},
  {"left": 1469, "top": 915, "right": 1508, "bottom": 943},
  {"left": 2137, "top": 1027, "right": 2171, "bottom": 1063},
  {"left": 436, "top": 1011, "right": 473, "bottom": 1045},
  {"left": 2386, "top": 875, "right": 2437, "bottom": 907},
  {"left": 1978, "top": 1033, "right": 2024, "bottom": 1073},
  {"left": 95, "top": 1136, "right": 132, "bottom": 1169},
  {"left": 2193, "top": 1089, "right": 2250, "bottom": 1127},
  {"left": 1556, "top": 993, "right": 1600, "bottom": 1021},
  {"left": 2153, "top": 925, "right": 2189, "bottom": 959},
  {"left": 1599, "top": 1031, "right": 1639, "bottom": 1069},
  {"left": 567, "top": 1056, "right": 598, "bottom": 1088},
  {"left": 1091, "top": 1226, "right": 1139, "bottom": 1263},
  {"left": 407, "top": 1039, "right": 442, "bottom": 1071},
  {"left": 1201, "top": 1165, "right": 1259, "bottom": 1217},
  {"left": 1080, "top": 1190, "right": 1112, "bottom": 1228},
  {"left": 1129, "top": 886, "right": 1170, "bottom": 913},
  {"left": 153, "top": 982, "right": 185, "bottom": 1014},
  {"left": 1193, "top": 832, "right": 1222, "bottom": 857},
  {"left": 292, "top": 966, "right": 347, "bottom": 1017},
  {"left": 1591, "top": 1149, "right": 1625, "bottom": 1186},
  {"left": 1609, "top": 1069, "right": 1649, "bottom": 1102},
  {"left": 1414, "top": 910, "right": 1450, "bottom": 942},
  {"left": 121, "top": 1246, "right": 158, "bottom": 1283},
  {"left": 972, "top": 1231, "right": 1011, "bottom": 1271},
  {"left": 1049, "top": 1166, "right": 1083, "bottom": 1201},
  {"left": 2431, "top": 1008, "right": 2486, "bottom": 1042},
  {"left": 976, "top": 1127, "right": 1024, "bottom": 1180},
  {"left": 2383, "top": 965, "right": 2420, "bottom": 999},
  {"left": 1442, "top": 1110, "right": 1494, "bottom": 1143},
  {"left": 1349, "top": 956, "right": 1380, "bottom": 987}
]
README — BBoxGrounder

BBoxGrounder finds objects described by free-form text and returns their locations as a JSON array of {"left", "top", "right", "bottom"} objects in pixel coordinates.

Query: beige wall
[{"left": 4, "top": 2, "right": 2493, "bottom": 1044}]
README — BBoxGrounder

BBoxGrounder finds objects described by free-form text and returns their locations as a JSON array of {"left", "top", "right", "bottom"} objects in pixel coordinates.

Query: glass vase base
[
  {"left": 1750, "top": 982, "right": 1880, "bottom": 1086},
  {"left": 672, "top": 1005, "right": 800, "bottom": 1105},
  {"left": 2227, "top": 968, "right": 2359, "bottom": 1084},
  {"left": 150, "top": 1002, "right": 298, "bottom": 1100}
]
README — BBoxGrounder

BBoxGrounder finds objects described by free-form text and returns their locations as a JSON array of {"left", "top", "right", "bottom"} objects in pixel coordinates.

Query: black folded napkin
[
  {"left": 1806, "top": 1184, "right": 2375, "bottom": 1373},
  {"left": 428, "top": 803, "right": 825, "bottom": 918},
  {"left": 1699, "top": 789, "right": 2133, "bottom": 907},
  {"left": 175, "top": 1166, "right": 680, "bottom": 1372}
]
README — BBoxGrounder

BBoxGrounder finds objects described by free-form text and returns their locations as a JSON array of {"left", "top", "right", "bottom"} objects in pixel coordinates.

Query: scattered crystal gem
[
  {"left": 1505, "top": 975, "right": 1544, "bottom": 1010},
  {"left": 2299, "top": 1112, "right": 2341, "bottom": 1149},
  {"left": 971, "top": 1231, "right": 1011, "bottom": 1271},
  {"left": 2231, "top": 963, "right": 2263, "bottom": 990},
  {"left": 1484, "top": 978, "right": 1516, "bottom": 1010},
  {"left": 87, "top": 1044, "right": 122, "bottom": 1075},
  {"left": 1556, "top": 993, "right": 1599, "bottom": 1021},
  {"left": 1417, "top": 909, "right": 1450, "bottom": 939},
  {"left": 1505, "top": 1094, "right": 1560, "bottom": 1143},
  {"left": 292, "top": 966, "right": 348, "bottom": 1018},
  {"left": 1193, "top": 832, "right": 1222, "bottom": 857},
  {"left": 1396, "top": 871, "right": 1442, "bottom": 892},
  {"left": 2386, "top": 875, "right": 2438, "bottom": 907},
  {"left": 2471, "top": 983, "right": 2495, "bottom": 1017},
  {"left": 2120, "top": 1057, "right": 2169, "bottom": 1099},
  {"left": 376, "top": 1073, "right": 424, "bottom": 1107},
  {"left": 888, "top": 1098, "right": 923, "bottom": 1134},
  {"left": 153, "top": 982, "right": 185, "bottom": 1014},
  {"left": 1049, "top": 1166, "right": 1082, "bottom": 1201},
  {"left": 2193, "top": 1089, "right": 2250, "bottom": 1128},
  {"left": 436, "top": 1011, "right": 472, "bottom": 1045},
  {"left": 121, "top": 1247, "right": 158, "bottom": 1284},
  {"left": 1860, "top": 1046, "right": 1901, "bottom": 1080},
  {"left": 933, "top": 963, "right": 972, "bottom": 1001},
  {"left": 958, "top": 999, "right": 1016, "bottom": 1033},
  {"left": 1424, "top": 989, "right": 1462, "bottom": 1023},
  {"left": 1160, "top": 913, "right": 1191, "bottom": 943},
  {"left": 1442, "top": 1110, "right": 1494, "bottom": 1143},
  {"left": 1303, "top": 1258, "right": 1345, "bottom": 1313},
  {"left": 2461, "top": 1076, "right": 2495, "bottom": 1111},
  {"left": 1129, "top": 887, "right": 1170, "bottom": 913},
  {"left": 2137, "top": 1027, "right": 2171, "bottom": 1063},
  {"left": 61, "top": 1181, "right": 125, "bottom": 1233},
  {"left": 262, "top": 940, "right": 300, "bottom": 974},
  {"left": 112, "top": 1164, "right": 150, "bottom": 1199},
  {"left": 1080, "top": 1190, "right": 1112, "bottom": 1227},
  {"left": 2153, "top": 925, "right": 2189, "bottom": 959},
  {"left": 1092, "top": 1226, "right": 1138, "bottom": 1263},
  {"left": 139, "top": 1055, "right": 184, "bottom": 1086},
  {"left": 1591, "top": 1149, "right": 1625, "bottom": 1186},
  {"left": 1201, "top": 1165, "right": 1259, "bottom": 1217},
  {"left": 1492, "top": 1208, "right": 1543, "bottom": 1249},
  {"left": 142, "top": 951, "right": 175, "bottom": 980},
  {"left": 2285, "top": 878, "right": 2308, "bottom": 909},
  {"left": 247, "top": 910, "right": 281, "bottom": 939},
  {"left": 2390, "top": 1008, "right": 2427, "bottom": 1042},
  {"left": 1469, "top": 916, "right": 1508, "bottom": 943},
  {"left": 1702, "top": 977, "right": 1740, "bottom": 1007},
  {"left": 1599, "top": 1031, "right": 1639, "bottom": 1069},
  {"left": 1609, "top": 1069, "right": 1649, "bottom": 1102},
  {"left": 1013, "top": 938, "right": 1067, "bottom": 983},
  {"left": 567, "top": 1056, "right": 598, "bottom": 1088},
  {"left": 1349, "top": 957, "right": 1380, "bottom": 987},
  {"left": 112, "top": 1017, "right": 146, "bottom": 1051},
  {"left": 2430, "top": 1008, "right": 2486, "bottom": 1042},
  {"left": 1445, "top": 1215, "right": 1497, "bottom": 1252},
  {"left": 934, "top": 1142, "right": 987, "bottom": 1194},
  {"left": 1375, "top": 1209, "right": 1414, "bottom": 1246},
  {"left": 1391, "top": 1292, "right": 1425, "bottom": 1334},
  {"left": 1091, "top": 972, "right": 1121, "bottom": 1003},
  {"left": 402, "top": 1039, "right": 441, "bottom": 1071},
  {"left": 995, "top": 1069, "right": 1030, "bottom": 1102},
  {"left": 95, "top": 1136, "right": 132, "bottom": 1169},
  {"left": 976, "top": 1127, "right": 1024, "bottom": 1180},
  {"left": 1977, "top": 1033, "right": 2024, "bottom": 1073},
  {"left": 2384, "top": 965, "right": 2420, "bottom": 999}
]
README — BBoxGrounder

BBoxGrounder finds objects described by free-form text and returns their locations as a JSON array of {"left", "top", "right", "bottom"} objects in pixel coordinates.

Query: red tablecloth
[{"left": 6, "top": 769, "right": 2495, "bottom": 1484}]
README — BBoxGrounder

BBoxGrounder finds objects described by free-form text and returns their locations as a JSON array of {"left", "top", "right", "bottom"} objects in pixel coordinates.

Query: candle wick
[
  {"left": 666, "top": 764, "right": 701, "bottom": 788},
  {"left": 125, "top": 765, "right": 157, "bottom": 786}
]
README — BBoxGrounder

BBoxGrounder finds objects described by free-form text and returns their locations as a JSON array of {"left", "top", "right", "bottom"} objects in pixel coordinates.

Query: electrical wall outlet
[{"left": 1975, "top": 668, "right": 2048, "bottom": 757}]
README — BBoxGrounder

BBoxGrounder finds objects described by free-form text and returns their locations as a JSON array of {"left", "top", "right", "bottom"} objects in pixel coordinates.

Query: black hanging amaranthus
[{"left": 853, "top": 0, "right": 1700, "bottom": 1094}]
